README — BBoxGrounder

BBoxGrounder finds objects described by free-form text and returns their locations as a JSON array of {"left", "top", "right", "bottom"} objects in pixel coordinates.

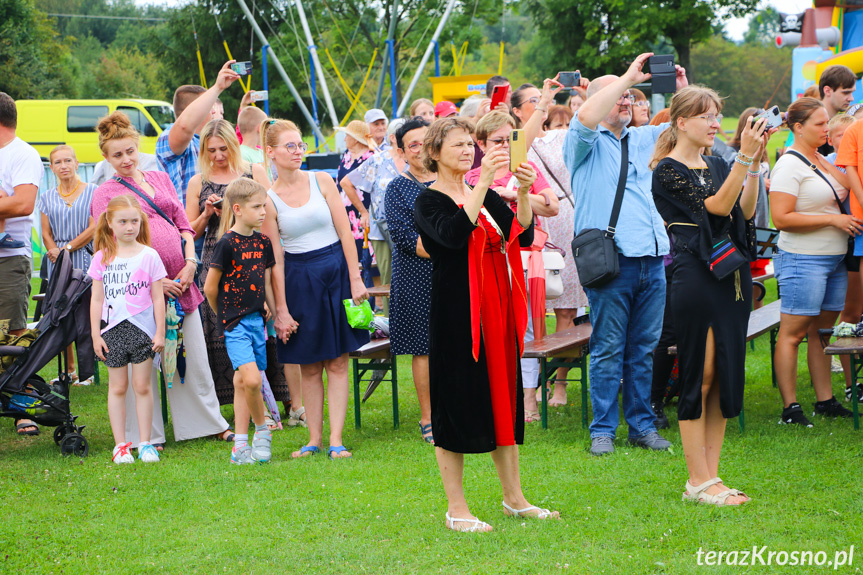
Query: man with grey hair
[{"left": 564, "top": 53, "right": 687, "bottom": 456}]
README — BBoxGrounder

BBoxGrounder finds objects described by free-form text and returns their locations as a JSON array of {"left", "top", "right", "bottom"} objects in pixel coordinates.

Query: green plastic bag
[{"left": 343, "top": 299, "right": 374, "bottom": 330}]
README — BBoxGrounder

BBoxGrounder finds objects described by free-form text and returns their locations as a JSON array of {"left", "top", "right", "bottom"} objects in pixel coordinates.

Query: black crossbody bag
[
  {"left": 784, "top": 151, "right": 860, "bottom": 272},
  {"left": 570, "top": 135, "right": 628, "bottom": 288}
]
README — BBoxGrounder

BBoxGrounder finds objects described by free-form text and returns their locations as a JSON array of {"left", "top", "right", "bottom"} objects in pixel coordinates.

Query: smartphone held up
[
  {"left": 231, "top": 61, "right": 253, "bottom": 76},
  {"left": 558, "top": 71, "right": 581, "bottom": 89},
  {"left": 750, "top": 106, "right": 782, "bottom": 130},
  {"left": 509, "top": 129, "right": 527, "bottom": 173}
]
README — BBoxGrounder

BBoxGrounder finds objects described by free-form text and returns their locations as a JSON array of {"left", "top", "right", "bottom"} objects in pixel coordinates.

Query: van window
[
  {"left": 146, "top": 105, "right": 175, "bottom": 130},
  {"left": 117, "top": 106, "right": 146, "bottom": 133},
  {"left": 67, "top": 106, "right": 109, "bottom": 133}
]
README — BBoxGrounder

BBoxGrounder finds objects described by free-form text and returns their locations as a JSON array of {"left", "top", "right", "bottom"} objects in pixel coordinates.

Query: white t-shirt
[
  {"left": 0, "top": 137, "right": 43, "bottom": 258},
  {"left": 770, "top": 153, "right": 848, "bottom": 255},
  {"left": 87, "top": 246, "right": 167, "bottom": 337}
]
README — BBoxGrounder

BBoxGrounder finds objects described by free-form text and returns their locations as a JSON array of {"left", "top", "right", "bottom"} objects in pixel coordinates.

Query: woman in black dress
[
  {"left": 651, "top": 86, "right": 767, "bottom": 506},
  {"left": 384, "top": 117, "right": 437, "bottom": 443},
  {"left": 414, "top": 117, "right": 559, "bottom": 532}
]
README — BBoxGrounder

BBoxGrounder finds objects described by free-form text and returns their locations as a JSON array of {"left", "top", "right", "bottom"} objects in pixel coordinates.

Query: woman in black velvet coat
[{"left": 414, "top": 117, "right": 559, "bottom": 533}]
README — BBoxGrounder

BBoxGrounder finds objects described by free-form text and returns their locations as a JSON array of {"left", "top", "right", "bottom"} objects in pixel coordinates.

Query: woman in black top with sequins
[{"left": 651, "top": 86, "right": 767, "bottom": 506}]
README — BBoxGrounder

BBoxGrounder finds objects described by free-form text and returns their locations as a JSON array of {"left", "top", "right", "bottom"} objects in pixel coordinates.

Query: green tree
[
  {"left": 743, "top": 6, "right": 782, "bottom": 46},
  {"left": 0, "top": 0, "right": 76, "bottom": 99}
]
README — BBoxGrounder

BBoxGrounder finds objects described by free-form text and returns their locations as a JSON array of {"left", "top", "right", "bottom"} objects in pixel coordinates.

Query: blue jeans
[{"left": 584, "top": 254, "right": 666, "bottom": 439}]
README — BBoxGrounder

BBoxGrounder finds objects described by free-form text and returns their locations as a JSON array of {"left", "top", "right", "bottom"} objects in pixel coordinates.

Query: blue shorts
[
  {"left": 774, "top": 249, "right": 847, "bottom": 316},
  {"left": 224, "top": 314, "right": 267, "bottom": 371}
]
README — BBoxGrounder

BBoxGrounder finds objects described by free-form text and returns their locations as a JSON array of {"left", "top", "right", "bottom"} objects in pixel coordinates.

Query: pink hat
[{"left": 434, "top": 101, "right": 458, "bottom": 118}]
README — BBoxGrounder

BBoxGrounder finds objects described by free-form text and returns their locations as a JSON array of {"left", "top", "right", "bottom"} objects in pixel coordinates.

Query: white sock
[{"left": 234, "top": 434, "right": 249, "bottom": 447}]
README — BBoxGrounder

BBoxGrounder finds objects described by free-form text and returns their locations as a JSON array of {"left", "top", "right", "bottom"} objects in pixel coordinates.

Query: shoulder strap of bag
[
  {"left": 532, "top": 148, "right": 575, "bottom": 208},
  {"left": 113, "top": 176, "right": 178, "bottom": 228},
  {"left": 784, "top": 150, "right": 848, "bottom": 215},
  {"left": 404, "top": 169, "right": 428, "bottom": 191},
  {"left": 606, "top": 134, "right": 629, "bottom": 238}
]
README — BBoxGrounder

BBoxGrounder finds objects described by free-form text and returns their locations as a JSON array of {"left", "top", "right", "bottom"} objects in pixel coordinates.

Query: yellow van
[{"left": 15, "top": 99, "right": 175, "bottom": 163}]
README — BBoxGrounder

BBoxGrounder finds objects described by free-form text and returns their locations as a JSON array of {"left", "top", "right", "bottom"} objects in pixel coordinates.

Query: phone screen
[
  {"left": 510, "top": 129, "right": 527, "bottom": 173},
  {"left": 558, "top": 71, "right": 581, "bottom": 89},
  {"left": 231, "top": 62, "right": 253, "bottom": 76}
]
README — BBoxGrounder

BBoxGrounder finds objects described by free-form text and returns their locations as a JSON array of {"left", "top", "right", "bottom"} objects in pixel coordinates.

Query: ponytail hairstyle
[
  {"left": 217, "top": 177, "right": 268, "bottom": 240},
  {"left": 94, "top": 194, "right": 151, "bottom": 264},
  {"left": 199, "top": 119, "right": 250, "bottom": 181},
  {"left": 649, "top": 85, "right": 723, "bottom": 170},
  {"left": 259, "top": 118, "right": 302, "bottom": 176},
  {"left": 97, "top": 111, "right": 139, "bottom": 153}
]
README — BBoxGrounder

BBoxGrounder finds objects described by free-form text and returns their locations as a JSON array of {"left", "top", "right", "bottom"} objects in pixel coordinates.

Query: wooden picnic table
[
  {"left": 349, "top": 338, "right": 398, "bottom": 429},
  {"left": 822, "top": 335, "right": 862, "bottom": 430},
  {"left": 367, "top": 284, "right": 390, "bottom": 298},
  {"left": 523, "top": 323, "right": 592, "bottom": 429}
]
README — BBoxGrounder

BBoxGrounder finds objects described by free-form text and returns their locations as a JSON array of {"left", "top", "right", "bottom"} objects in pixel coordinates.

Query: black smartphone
[
  {"left": 751, "top": 106, "right": 783, "bottom": 130},
  {"left": 230, "top": 61, "right": 253, "bottom": 76},
  {"left": 648, "top": 55, "right": 676, "bottom": 94},
  {"left": 558, "top": 71, "right": 581, "bottom": 89}
]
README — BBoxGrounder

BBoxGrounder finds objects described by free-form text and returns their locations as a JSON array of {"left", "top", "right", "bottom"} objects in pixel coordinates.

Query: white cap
[{"left": 364, "top": 109, "right": 388, "bottom": 124}]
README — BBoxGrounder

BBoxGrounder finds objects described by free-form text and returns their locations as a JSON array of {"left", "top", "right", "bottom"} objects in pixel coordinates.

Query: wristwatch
[{"left": 64, "top": 245, "right": 72, "bottom": 251}]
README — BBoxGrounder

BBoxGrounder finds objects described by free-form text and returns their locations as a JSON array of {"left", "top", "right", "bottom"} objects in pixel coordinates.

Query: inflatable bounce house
[{"left": 778, "top": 0, "right": 863, "bottom": 101}]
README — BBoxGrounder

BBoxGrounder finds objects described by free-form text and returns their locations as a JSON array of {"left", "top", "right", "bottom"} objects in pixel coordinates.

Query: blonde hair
[
  {"left": 97, "top": 111, "right": 139, "bottom": 153},
  {"left": 217, "top": 177, "right": 268, "bottom": 239},
  {"left": 237, "top": 106, "right": 268, "bottom": 136},
  {"left": 259, "top": 118, "right": 302, "bottom": 175},
  {"left": 199, "top": 119, "right": 249, "bottom": 182},
  {"left": 410, "top": 98, "right": 434, "bottom": 117},
  {"left": 94, "top": 194, "right": 151, "bottom": 264},
  {"left": 49, "top": 144, "right": 76, "bottom": 164},
  {"left": 828, "top": 113, "right": 855, "bottom": 135},
  {"left": 475, "top": 111, "right": 516, "bottom": 142},
  {"left": 422, "top": 117, "right": 475, "bottom": 173},
  {"left": 650, "top": 85, "right": 723, "bottom": 170}
]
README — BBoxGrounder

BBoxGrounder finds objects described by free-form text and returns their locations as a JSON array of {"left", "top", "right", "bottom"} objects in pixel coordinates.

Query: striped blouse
[{"left": 36, "top": 183, "right": 96, "bottom": 277}]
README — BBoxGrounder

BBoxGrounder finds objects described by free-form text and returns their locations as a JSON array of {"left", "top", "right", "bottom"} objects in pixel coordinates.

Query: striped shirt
[
  {"left": 36, "top": 183, "right": 96, "bottom": 277},
  {"left": 155, "top": 124, "right": 199, "bottom": 206}
]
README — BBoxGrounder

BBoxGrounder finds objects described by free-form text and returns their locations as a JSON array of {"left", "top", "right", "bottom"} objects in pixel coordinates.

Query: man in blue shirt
[
  {"left": 156, "top": 61, "right": 241, "bottom": 205},
  {"left": 564, "top": 53, "right": 686, "bottom": 456}
]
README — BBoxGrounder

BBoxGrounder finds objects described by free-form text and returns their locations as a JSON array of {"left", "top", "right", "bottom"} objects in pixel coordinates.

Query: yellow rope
[
  {"left": 324, "top": 47, "right": 373, "bottom": 119},
  {"left": 498, "top": 41, "right": 504, "bottom": 75}
]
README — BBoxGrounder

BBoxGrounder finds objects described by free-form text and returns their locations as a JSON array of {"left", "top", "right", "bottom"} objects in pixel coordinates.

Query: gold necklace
[{"left": 58, "top": 179, "right": 81, "bottom": 207}]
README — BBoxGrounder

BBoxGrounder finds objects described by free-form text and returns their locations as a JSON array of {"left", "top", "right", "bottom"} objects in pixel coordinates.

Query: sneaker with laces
[
  {"left": 814, "top": 396, "right": 854, "bottom": 419},
  {"left": 845, "top": 383, "right": 863, "bottom": 403},
  {"left": 138, "top": 443, "right": 160, "bottom": 463},
  {"left": 779, "top": 403, "right": 813, "bottom": 427},
  {"left": 112, "top": 442, "right": 134, "bottom": 464},
  {"left": 652, "top": 401, "right": 669, "bottom": 430},
  {"left": 589, "top": 436, "right": 615, "bottom": 456},
  {"left": 628, "top": 431, "right": 671, "bottom": 451},
  {"left": 231, "top": 443, "right": 253, "bottom": 465},
  {"left": 252, "top": 429, "right": 272, "bottom": 463}
]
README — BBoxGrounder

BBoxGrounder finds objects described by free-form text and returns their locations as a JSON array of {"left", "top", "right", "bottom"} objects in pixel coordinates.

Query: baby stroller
[{"left": 0, "top": 250, "right": 95, "bottom": 456}]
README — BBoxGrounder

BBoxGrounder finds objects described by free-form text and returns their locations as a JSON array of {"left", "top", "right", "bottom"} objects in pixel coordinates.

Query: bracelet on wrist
[
  {"left": 737, "top": 151, "right": 755, "bottom": 163},
  {"left": 734, "top": 156, "right": 754, "bottom": 168},
  {"left": 746, "top": 169, "right": 760, "bottom": 178},
  {"left": 536, "top": 107, "right": 547, "bottom": 112},
  {"left": 185, "top": 257, "right": 197, "bottom": 264}
]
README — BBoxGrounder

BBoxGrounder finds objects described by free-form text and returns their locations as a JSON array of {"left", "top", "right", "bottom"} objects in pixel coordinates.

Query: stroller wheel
[
  {"left": 54, "top": 425, "right": 72, "bottom": 445},
  {"left": 60, "top": 433, "right": 89, "bottom": 457}
]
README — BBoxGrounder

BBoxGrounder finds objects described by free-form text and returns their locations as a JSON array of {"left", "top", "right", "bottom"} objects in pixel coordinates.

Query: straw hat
[{"left": 336, "top": 120, "right": 373, "bottom": 148}]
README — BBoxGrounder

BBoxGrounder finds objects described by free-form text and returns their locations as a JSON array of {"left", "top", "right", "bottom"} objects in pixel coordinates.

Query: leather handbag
[
  {"left": 520, "top": 248, "right": 566, "bottom": 300},
  {"left": 571, "top": 135, "right": 628, "bottom": 288},
  {"left": 784, "top": 150, "right": 860, "bottom": 272}
]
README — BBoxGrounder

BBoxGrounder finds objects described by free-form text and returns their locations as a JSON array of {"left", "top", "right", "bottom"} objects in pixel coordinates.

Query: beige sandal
[
  {"left": 445, "top": 512, "right": 492, "bottom": 533},
  {"left": 502, "top": 502, "right": 560, "bottom": 519},
  {"left": 683, "top": 477, "right": 749, "bottom": 506},
  {"left": 287, "top": 406, "right": 307, "bottom": 428},
  {"left": 524, "top": 409, "right": 541, "bottom": 423}
]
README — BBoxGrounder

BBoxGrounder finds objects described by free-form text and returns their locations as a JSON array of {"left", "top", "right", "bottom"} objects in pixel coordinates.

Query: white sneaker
[
  {"left": 112, "top": 442, "right": 135, "bottom": 464},
  {"left": 138, "top": 443, "right": 160, "bottom": 463},
  {"left": 831, "top": 356, "right": 843, "bottom": 373}
]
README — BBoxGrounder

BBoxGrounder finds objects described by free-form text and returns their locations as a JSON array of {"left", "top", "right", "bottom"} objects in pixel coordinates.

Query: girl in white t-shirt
[{"left": 88, "top": 194, "right": 167, "bottom": 464}]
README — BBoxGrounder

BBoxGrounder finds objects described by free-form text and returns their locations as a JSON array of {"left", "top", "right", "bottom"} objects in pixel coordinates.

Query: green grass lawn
[{"left": 3, "top": 284, "right": 863, "bottom": 573}]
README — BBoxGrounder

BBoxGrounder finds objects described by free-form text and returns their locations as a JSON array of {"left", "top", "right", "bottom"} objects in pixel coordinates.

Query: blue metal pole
[
  {"left": 434, "top": 40, "right": 440, "bottom": 77},
  {"left": 309, "top": 48, "right": 319, "bottom": 149},
  {"left": 262, "top": 45, "right": 270, "bottom": 116},
  {"left": 387, "top": 39, "right": 398, "bottom": 118}
]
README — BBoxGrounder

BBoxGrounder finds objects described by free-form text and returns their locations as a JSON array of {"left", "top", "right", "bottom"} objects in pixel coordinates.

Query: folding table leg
[
  {"left": 353, "top": 358, "right": 362, "bottom": 429},
  {"left": 853, "top": 354, "right": 860, "bottom": 431},
  {"left": 540, "top": 357, "right": 549, "bottom": 429},
  {"left": 581, "top": 357, "right": 588, "bottom": 429},
  {"left": 390, "top": 357, "right": 399, "bottom": 429},
  {"left": 770, "top": 328, "right": 778, "bottom": 388},
  {"left": 159, "top": 372, "right": 168, "bottom": 424}
]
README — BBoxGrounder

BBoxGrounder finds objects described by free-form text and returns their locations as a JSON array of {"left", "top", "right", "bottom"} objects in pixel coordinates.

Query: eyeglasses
[
  {"left": 488, "top": 138, "right": 511, "bottom": 146},
  {"left": 526, "top": 97, "right": 541, "bottom": 105},
  {"left": 691, "top": 114, "right": 723, "bottom": 125},
  {"left": 278, "top": 142, "right": 308, "bottom": 153},
  {"left": 404, "top": 142, "right": 423, "bottom": 152},
  {"left": 617, "top": 94, "right": 636, "bottom": 105},
  {"left": 633, "top": 101, "right": 650, "bottom": 108}
]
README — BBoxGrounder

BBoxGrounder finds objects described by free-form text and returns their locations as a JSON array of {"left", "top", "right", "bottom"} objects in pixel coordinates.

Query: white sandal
[
  {"left": 683, "top": 477, "right": 749, "bottom": 506},
  {"left": 287, "top": 406, "right": 307, "bottom": 428},
  {"left": 445, "top": 512, "right": 492, "bottom": 533},
  {"left": 502, "top": 501, "right": 560, "bottom": 519}
]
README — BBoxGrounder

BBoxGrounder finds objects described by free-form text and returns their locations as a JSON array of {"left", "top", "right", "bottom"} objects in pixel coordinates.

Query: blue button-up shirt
[
  {"left": 564, "top": 116, "right": 670, "bottom": 257},
  {"left": 155, "top": 124, "right": 199, "bottom": 206}
]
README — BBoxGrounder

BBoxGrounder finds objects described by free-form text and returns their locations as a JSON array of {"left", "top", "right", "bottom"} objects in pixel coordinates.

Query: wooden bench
[
  {"left": 367, "top": 284, "right": 390, "bottom": 298},
  {"left": 820, "top": 334, "right": 862, "bottom": 430},
  {"left": 523, "top": 323, "right": 592, "bottom": 430},
  {"left": 349, "top": 338, "right": 399, "bottom": 429},
  {"left": 668, "top": 299, "right": 781, "bottom": 431}
]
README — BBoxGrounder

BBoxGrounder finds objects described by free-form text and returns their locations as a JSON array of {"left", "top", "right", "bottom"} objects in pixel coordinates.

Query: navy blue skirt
[{"left": 278, "top": 242, "right": 370, "bottom": 364}]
